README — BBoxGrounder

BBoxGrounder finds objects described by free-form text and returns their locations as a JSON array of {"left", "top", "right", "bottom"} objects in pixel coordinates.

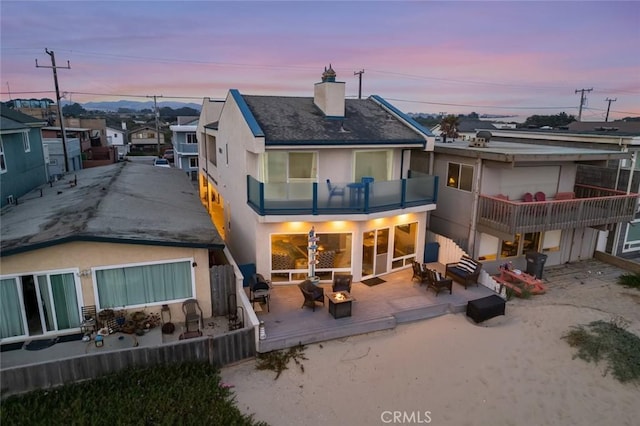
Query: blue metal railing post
[
  {"left": 312, "top": 182, "right": 318, "bottom": 215},
  {"left": 259, "top": 180, "right": 265, "bottom": 215},
  {"left": 401, "top": 179, "right": 407, "bottom": 207}
]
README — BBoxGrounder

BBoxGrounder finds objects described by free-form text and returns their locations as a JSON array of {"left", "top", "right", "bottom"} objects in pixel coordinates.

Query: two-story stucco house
[
  {"left": 197, "top": 66, "right": 437, "bottom": 284},
  {"left": 487, "top": 123, "right": 640, "bottom": 261},
  {"left": 417, "top": 135, "right": 637, "bottom": 279},
  {"left": 0, "top": 104, "right": 48, "bottom": 207},
  {"left": 169, "top": 116, "right": 200, "bottom": 181}
]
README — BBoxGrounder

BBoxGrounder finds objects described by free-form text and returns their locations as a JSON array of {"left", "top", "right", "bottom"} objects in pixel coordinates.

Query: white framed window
[
  {"left": 94, "top": 259, "right": 194, "bottom": 310},
  {"left": 623, "top": 220, "right": 640, "bottom": 252},
  {"left": 354, "top": 150, "right": 391, "bottom": 181},
  {"left": 447, "top": 162, "right": 474, "bottom": 192},
  {"left": 262, "top": 151, "right": 318, "bottom": 199},
  {"left": 189, "top": 157, "right": 198, "bottom": 168},
  {"left": 0, "top": 137, "right": 6, "bottom": 173},
  {"left": 22, "top": 131, "right": 31, "bottom": 152},
  {"left": 186, "top": 133, "right": 197, "bottom": 144}
]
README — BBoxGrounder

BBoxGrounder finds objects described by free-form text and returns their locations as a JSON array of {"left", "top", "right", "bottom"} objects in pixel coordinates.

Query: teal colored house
[{"left": 0, "top": 104, "right": 48, "bottom": 207}]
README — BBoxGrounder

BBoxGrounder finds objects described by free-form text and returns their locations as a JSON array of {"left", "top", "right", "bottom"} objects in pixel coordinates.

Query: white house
[
  {"left": 197, "top": 66, "right": 437, "bottom": 284},
  {"left": 106, "top": 126, "right": 128, "bottom": 158}
]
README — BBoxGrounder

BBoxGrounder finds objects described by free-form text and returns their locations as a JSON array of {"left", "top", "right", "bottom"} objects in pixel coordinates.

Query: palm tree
[{"left": 439, "top": 114, "right": 459, "bottom": 142}]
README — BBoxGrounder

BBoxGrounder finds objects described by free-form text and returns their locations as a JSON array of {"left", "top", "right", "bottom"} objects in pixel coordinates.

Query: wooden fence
[{"left": 1, "top": 327, "right": 255, "bottom": 399}]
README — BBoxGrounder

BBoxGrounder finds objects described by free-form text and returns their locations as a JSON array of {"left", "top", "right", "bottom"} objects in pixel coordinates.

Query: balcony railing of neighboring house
[
  {"left": 176, "top": 143, "right": 198, "bottom": 154},
  {"left": 477, "top": 184, "right": 639, "bottom": 236},
  {"left": 247, "top": 171, "right": 438, "bottom": 215}
]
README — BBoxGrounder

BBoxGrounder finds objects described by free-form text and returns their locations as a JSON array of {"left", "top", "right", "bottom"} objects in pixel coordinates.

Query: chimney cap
[{"left": 322, "top": 64, "right": 336, "bottom": 82}]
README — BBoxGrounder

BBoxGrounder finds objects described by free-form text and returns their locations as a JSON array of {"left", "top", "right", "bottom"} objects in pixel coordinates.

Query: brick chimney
[{"left": 313, "top": 64, "right": 345, "bottom": 118}]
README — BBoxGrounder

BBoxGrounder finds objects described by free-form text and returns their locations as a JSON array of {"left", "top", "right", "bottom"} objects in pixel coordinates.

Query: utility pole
[
  {"left": 605, "top": 97, "right": 617, "bottom": 122},
  {"left": 354, "top": 69, "right": 364, "bottom": 99},
  {"left": 147, "top": 95, "right": 163, "bottom": 156},
  {"left": 36, "top": 49, "right": 71, "bottom": 173},
  {"left": 574, "top": 88, "right": 593, "bottom": 122}
]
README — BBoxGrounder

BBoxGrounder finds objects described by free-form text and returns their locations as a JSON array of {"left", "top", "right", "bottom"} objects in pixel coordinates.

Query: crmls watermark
[{"left": 380, "top": 411, "right": 432, "bottom": 424}]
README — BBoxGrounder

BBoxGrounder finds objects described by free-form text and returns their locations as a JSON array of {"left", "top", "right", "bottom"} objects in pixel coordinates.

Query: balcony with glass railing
[
  {"left": 247, "top": 171, "right": 438, "bottom": 215},
  {"left": 478, "top": 184, "right": 639, "bottom": 235}
]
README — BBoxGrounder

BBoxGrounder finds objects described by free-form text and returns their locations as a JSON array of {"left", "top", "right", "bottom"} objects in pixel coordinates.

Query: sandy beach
[{"left": 222, "top": 266, "right": 640, "bottom": 426}]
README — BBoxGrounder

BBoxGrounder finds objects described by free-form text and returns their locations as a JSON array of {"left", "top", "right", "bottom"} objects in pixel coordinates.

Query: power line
[
  {"left": 384, "top": 97, "right": 576, "bottom": 110},
  {"left": 3, "top": 89, "right": 638, "bottom": 117}
]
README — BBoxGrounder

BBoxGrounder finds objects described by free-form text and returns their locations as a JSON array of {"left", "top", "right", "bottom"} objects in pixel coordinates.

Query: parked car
[
  {"left": 163, "top": 149, "right": 174, "bottom": 163},
  {"left": 153, "top": 158, "right": 171, "bottom": 168}
]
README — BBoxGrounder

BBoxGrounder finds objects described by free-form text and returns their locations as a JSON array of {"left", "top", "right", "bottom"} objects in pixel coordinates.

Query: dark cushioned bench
[
  {"left": 466, "top": 295, "right": 505, "bottom": 323},
  {"left": 445, "top": 257, "right": 482, "bottom": 289}
]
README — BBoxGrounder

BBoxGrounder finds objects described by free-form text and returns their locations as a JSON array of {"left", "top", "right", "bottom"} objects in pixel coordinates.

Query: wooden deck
[{"left": 251, "top": 264, "right": 496, "bottom": 353}]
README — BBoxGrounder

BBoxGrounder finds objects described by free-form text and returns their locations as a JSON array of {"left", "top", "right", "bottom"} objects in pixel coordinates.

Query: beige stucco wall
[{"left": 0, "top": 241, "right": 212, "bottom": 320}]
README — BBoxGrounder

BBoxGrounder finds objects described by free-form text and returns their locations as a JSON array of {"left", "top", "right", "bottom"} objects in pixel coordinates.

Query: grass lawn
[{"left": 1, "top": 362, "right": 268, "bottom": 426}]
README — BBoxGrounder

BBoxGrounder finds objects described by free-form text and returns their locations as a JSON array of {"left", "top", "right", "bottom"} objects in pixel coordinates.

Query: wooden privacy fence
[
  {"left": 1, "top": 328, "right": 255, "bottom": 399},
  {"left": 210, "top": 264, "right": 237, "bottom": 316}
]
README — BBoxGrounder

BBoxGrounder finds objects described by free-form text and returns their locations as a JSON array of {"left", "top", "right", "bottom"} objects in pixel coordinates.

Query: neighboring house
[
  {"left": 169, "top": 116, "right": 200, "bottom": 181},
  {"left": 0, "top": 162, "right": 226, "bottom": 344},
  {"left": 488, "top": 123, "right": 640, "bottom": 260},
  {"left": 418, "top": 137, "right": 636, "bottom": 276},
  {"left": 106, "top": 126, "right": 129, "bottom": 158},
  {"left": 129, "top": 126, "right": 165, "bottom": 153},
  {"left": 197, "top": 66, "right": 437, "bottom": 283},
  {"left": 4, "top": 98, "right": 56, "bottom": 122},
  {"left": 431, "top": 118, "right": 497, "bottom": 142},
  {"left": 42, "top": 126, "right": 92, "bottom": 152},
  {"left": 0, "top": 104, "right": 48, "bottom": 207},
  {"left": 42, "top": 137, "right": 82, "bottom": 179},
  {"left": 59, "top": 117, "right": 107, "bottom": 146}
]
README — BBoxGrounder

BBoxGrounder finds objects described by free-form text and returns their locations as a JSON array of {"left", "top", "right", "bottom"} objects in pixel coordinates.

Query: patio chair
[
  {"left": 332, "top": 274, "right": 353, "bottom": 292},
  {"left": 522, "top": 192, "right": 534, "bottom": 202},
  {"left": 426, "top": 269, "right": 453, "bottom": 296},
  {"left": 361, "top": 176, "right": 374, "bottom": 198},
  {"left": 227, "top": 293, "right": 244, "bottom": 331},
  {"left": 182, "top": 299, "right": 203, "bottom": 333},
  {"left": 80, "top": 305, "right": 97, "bottom": 335},
  {"left": 326, "top": 179, "right": 345, "bottom": 205},
  {"left": 250, "top": 273, "right": 271, "bottom": 312},
  {"left": 534, "top": 191, "right": 546, "bottom": 202},
  {"left": 298, "top": 279, "right": 325, "bottom": 311},
  {"left": 411, "top": 261, "right": 429, "bottom": 285}
]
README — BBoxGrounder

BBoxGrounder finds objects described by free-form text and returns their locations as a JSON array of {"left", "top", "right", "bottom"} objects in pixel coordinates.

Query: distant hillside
[{"left": 71, "top": 100, "right": 202, "bottom": 112}]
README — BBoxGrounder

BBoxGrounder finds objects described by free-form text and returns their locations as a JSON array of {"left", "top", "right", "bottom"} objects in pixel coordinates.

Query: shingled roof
[
  {"left": 240, "top": 95, "right": 429, "bottom": 146},
  {"left": 1, "top": 162, "right": 224, "bottom": 256}
]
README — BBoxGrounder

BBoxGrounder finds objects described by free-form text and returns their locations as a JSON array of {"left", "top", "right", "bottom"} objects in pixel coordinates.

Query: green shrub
[
  {"left": 1, "top": 362, "right": 268, "bottom": 426},
  {"left": 256, "top": 344, "right": 307, "bottom": 380},
  {"left": 562, "top": 317, "right": 640, "bottom": 384},
  {"left": 617, "top": 272, "right": 640, "bottom": 290}
]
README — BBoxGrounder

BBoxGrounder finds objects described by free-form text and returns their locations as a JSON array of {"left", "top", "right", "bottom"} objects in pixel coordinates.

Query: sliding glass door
[{"left": 0, "top": 272, "right": 81, "bottom": 339}]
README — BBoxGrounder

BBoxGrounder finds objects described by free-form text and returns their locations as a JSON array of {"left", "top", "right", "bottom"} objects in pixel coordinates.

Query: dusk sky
[{"left": 1, "top": 1, "right": 638, "bottom": 122}]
